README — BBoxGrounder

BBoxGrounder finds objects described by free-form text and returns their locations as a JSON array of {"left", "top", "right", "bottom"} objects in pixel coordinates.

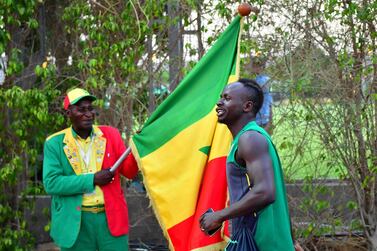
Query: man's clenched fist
[{"left": 94, "top": 169, "right": 115, "bottom": 186}]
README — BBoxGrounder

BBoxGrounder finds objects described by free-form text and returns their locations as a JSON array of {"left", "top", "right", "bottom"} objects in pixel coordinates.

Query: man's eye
[{"left": 77, "top": 107, "right": 94, "bottom": 113}]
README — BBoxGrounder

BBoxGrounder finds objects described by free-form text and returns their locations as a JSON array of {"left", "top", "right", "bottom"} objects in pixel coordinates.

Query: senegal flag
[{"left": 131, "top": 15, "right": 243, "bottom": 251}]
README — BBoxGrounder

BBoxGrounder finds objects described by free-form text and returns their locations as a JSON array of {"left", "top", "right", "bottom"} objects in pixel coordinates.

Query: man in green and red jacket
[{"left": 43, "top": 88, "right": 138, "bottom": 250}]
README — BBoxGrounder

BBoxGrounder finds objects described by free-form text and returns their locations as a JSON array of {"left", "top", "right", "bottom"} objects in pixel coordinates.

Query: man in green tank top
[{"left": 200, "top": 79, "right": 301, "bottom": 251}]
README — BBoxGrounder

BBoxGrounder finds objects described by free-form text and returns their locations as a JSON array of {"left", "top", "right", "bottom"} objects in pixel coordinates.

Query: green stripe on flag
[{"left": 133, "top": 16, "right": 241, "bottom": 158}]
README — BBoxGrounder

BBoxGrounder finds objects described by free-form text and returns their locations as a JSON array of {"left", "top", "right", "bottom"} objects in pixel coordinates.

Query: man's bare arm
[{"left": 200, "top": 131, "right": 276, "bottom": 231}]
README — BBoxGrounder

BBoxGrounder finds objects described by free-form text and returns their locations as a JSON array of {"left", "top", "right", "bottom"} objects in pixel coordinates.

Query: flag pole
[{"left": 109, "top": 147, "right": 131, "bottom": 173}]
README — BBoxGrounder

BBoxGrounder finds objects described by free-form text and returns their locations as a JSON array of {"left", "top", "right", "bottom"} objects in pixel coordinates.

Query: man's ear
[
  {"left": 243, "top": 100, "right": 253, "bottom": 113},
  {"left": 65, "top": 109, "right": 71, "bottom": 117}
]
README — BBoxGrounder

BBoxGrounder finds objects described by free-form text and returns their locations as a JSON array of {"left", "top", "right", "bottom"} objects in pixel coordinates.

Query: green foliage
[
  {"left": 61, "top": 0, "right": 182, "bottom": 135},
  {"left": 0, "top": 0, "right": 39, "bottom": 83},
  {"left": 0, "top": 204, "right": 34, "bottom": 250},
  {"left": 0, "top": 85, "right": 64, "bottom": 249},
  {"left": 0, "top": 1, "right": 67, "bottom": 248},
  {"left": 273, "top": 102, "right": 346, "bottom": 180},
  {"left": 62, "top": 0, "right": 151, "bottom": 88}
]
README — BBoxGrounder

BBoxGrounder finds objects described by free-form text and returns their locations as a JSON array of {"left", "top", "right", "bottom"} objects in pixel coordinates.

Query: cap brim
[{"left": 70, "top": 95, "right": 97, "bottom": 105}]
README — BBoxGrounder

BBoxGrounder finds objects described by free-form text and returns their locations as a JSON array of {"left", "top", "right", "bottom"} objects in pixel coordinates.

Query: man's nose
[{"left": 83, "top": 110, "right": 95, "bottom": 117}]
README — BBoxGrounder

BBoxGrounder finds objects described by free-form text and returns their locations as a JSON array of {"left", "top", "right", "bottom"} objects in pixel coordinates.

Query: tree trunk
[{"left": 167, "top": 0, "right": 183, "bottom": 92}]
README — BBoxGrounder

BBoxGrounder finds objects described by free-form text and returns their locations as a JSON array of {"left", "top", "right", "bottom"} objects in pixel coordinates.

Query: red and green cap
[{"left": 63, "top": 88, "right": 96, "bottom": 110}]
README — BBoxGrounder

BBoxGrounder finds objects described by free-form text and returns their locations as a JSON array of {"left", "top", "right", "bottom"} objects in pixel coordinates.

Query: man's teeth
[{"left": 217, "top": 110, "right": 224, "bottom": 116}]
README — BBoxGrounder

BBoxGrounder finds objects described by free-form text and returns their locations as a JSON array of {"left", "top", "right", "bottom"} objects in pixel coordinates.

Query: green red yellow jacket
[{"left": 43, "top": 125, "right": 138, "bottom": 248}]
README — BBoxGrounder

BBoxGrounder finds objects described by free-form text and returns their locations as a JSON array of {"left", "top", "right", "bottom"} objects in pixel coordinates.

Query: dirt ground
[{"left": 302, "top": 236, "right": 368, "bottom": 251}]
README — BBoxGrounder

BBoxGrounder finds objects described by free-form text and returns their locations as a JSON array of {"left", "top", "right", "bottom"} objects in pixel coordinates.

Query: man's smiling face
[
  {"left": 216, "top": 82, "right": 249, "bottom": 125},
  {"left": 67, "top": 98, "right": 96, "bottom": 133}
]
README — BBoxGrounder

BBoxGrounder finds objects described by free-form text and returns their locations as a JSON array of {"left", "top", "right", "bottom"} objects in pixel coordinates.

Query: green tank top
[{"left": 227, "top": 121, "right": 294, "bottom": 251}]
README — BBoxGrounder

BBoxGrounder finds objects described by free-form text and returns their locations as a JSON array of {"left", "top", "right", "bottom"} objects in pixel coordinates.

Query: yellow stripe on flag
[
  {"left": 207, "top": 124, "right": 232, "bottom": 162},
  {"left": 191, "top": 241, "right": 227, "bottom": 251},
  {"left": 138, "top": 111, "right": 218, "bottom": 228},
  {"left": 228, "top": 75, "right": 238, "bottom": 83}
]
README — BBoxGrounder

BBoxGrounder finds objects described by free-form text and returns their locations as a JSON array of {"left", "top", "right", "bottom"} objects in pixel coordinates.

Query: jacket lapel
[
  {"left": 93, "top": 126, "right": 106, "bottom": 171},
  {"left": 63, "top": 127, "right": 82, "bottom": 175}
]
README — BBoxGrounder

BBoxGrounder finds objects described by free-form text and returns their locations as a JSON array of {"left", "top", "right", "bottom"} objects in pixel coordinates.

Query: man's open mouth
[{"left": 216, "top": 108, "right": 225, "bottom": 116}]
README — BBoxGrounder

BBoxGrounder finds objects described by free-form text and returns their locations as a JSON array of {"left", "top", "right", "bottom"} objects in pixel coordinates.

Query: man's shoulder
[
  {"left": 46, "top": 128, "right": 70, "bottom": 142},
  {"left": 96, "top": 126, "right": 122, "bottom": 140},
  {"left": 239, "top": 128, "right": 269, "bottom": 149},
  {"left": 97, "top": 125, "right": 118, "bottom": 134},
  {"left": 239, "top": 130, "right": 266, "bottom": 142},
  {"left": 238, "top": 130, "right": 269, "bottom": 159}
]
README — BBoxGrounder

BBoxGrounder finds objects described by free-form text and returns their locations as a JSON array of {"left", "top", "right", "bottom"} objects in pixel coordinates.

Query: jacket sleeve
[
  {"left": 112, "top": 128, "right": 139, "bottom": 179},
  {"left": 43, "top": 138, "right": 95, "bottom": 196},
  {"left": 120, "top": 151, "right": 139, "bottom": 179}
]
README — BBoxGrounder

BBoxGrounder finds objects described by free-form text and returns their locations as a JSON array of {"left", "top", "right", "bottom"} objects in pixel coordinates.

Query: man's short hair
[{"left": 238, "top": 78, "right": 264, "bottom": 114}]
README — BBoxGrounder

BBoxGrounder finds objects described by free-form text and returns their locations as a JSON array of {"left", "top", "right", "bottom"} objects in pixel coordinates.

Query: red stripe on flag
[
  {"left": 190, "top": 156, "right": 228, "bottom": 249},
  {"left": 168, "top": 215, "right": 194, "bottom": 251},
  {"left": 167, "top": 156, "right": 228, "bottom": 251}
]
